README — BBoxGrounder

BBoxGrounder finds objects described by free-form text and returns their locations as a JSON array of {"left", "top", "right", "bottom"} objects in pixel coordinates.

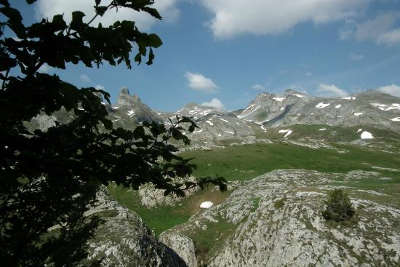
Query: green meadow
[{"left": 109, "top": 141, "right": 400, "bottom": 237}]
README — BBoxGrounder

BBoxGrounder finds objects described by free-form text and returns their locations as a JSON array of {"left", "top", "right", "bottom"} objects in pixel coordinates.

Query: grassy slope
[
  {"left": 181, "top": 143, "right": 400, "bottom": 181},
  {"left": 108, "top": 185, "right": 230, "bottom": 237},
  {"left": 109, "top": 141, "right": 400, "bottom": 239}
]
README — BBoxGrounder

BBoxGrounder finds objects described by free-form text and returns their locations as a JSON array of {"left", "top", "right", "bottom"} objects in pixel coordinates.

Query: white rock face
[
  {"left": 354, "top": 112, "right": 363, "bottom": 116},
  {"left": 32, "top": 114, "right": 56, "bottom": 131},
  {"left": 361, "top": 131, "right": 374, "bottom": 139},
  {"left": 315, "top": 102, "right": 330, "bottom": 109},
  {"left": 200, "top": 201, "right": 214, "bottom": 209},
  {"left": 335, "top": 104, "right": 342, "bottom": 109}
]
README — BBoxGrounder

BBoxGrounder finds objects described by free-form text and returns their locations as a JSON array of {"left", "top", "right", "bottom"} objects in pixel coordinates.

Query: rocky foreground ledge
[
  {"left": 84, "top": 170, "right": 400, "bottom": 266},
  {"left": 161, "top": 170, "right": 400, "bottom": 266},
  {"left": 80, "top": 188, "right": 186, "bottom": 266}
]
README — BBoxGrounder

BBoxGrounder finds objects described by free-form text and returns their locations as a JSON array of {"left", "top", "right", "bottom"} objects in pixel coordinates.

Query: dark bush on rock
[{"left": 323, "top": 189, "right": 355, "bottom": 222}]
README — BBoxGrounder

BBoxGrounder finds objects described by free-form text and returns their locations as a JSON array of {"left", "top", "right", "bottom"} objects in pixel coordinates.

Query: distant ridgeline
[{"left": 31, "top": 88, "right": 400, "bottom": 151}]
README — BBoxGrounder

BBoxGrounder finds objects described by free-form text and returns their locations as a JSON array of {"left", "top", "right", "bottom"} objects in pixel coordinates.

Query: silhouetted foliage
[
  {"left": 0, "top": 0, "right": 226, "bottom": 265},
  {"left": 322, "top": 189, "right": 355, "bottom": 222}
]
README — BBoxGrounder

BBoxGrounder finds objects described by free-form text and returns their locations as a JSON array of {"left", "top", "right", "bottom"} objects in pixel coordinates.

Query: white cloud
[
  {"left": 377, "top": 84, "right": 400, "bottom": 97},
  {"left": 339, "top": 28, "right": 354, "bottom": 40},
  {"left": 317, "top": 83, "right": 348, "bottom": 97},
  {"left": 342, "top": 13, "right": 400, "bottom": 45},
  {"left": 200, "top": 0, "right": 368, "bottom": 38},
  {"left": 378, "top": 28, "right": 400, "bottom": 45},
  {"left": 305, "top": 72, "right": 313, "bottom": 77},
  {"left": 201, "top": 98, "right": 224, "bottom": 110},
  {"left": 80, "top": 74, "right": 91, "bottom": 83},
  {"left": 252, "top": 84, "right": 265, "bottom": 91},
  {"left": 36, "top": 0, "right": 179, "bottom": 30},
  {"left": 349, "top": 52, "right": 364, "bottom": 61},
  {"left": 185, "top": 72, "right": 218, "bottom": 93}
]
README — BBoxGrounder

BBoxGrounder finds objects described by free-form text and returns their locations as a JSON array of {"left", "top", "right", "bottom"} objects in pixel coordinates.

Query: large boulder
[{"left": 81, "top": 188, "right": 187, "bottom": 266}]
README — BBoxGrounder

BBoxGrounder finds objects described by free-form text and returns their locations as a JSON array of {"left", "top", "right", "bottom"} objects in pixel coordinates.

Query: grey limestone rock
[
  {"left": 162, "top": 170, "right": 400, "bottom": 267},
  {"left": 82, "top": 188, "right": 187, "bottom": 267},
  {"left": 159, "top": 231, "right": 197, "bottom": 267}
]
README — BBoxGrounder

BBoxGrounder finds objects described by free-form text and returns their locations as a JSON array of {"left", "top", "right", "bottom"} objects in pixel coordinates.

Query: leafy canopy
[{"left": 0, "top": 0, "right": 226, "bottom": 265}]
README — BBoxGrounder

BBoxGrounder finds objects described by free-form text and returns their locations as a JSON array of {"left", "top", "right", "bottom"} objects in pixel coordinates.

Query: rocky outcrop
[
  {"left": 30, "top": 113, "right": 56, "bottom": 131},
  {"left": 161, "top": 169, "right": 400, "bottom": 266},
  {"left": 81, "top": 188, "right": 187, "bottom": 266},
  {"left": 159, "top": 231, "right": 197, "bottom": 267},
  {"left": 172, "top": 103, "right": 259, "bottom": 147},
  {"left": 138, "top": 177, "right": 199, "bottom": 208},
  {"left": 112, "top": 88, "right": 163, "bottom": 124}
]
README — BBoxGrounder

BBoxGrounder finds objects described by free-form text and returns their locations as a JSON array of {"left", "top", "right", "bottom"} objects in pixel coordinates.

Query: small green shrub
[
  {"left": 322, "top": 189, "right": 355, "bottom": 222},
  {"left": 274, "top": 197, "right": 286, "bottom": 209}
]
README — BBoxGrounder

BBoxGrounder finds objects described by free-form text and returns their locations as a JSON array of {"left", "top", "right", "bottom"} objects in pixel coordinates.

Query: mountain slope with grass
[
  {"left": 29, "top": 88, "right": 400, "bottom": 266},
  {"left": 102, "top": 140, "right": 400, "bottom": 266},
  {"left": 237, "top": 89, "right": 400, "bottom": 132}
]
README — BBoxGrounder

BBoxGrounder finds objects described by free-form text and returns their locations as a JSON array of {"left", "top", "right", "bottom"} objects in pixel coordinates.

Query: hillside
[{"left": 30, "top": 88, "right": 400, "bottom": 266}]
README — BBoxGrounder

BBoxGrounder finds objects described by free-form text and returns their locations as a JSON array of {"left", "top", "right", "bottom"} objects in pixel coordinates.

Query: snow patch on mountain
[
  {"left": 387, "top": 103, "right": 400, "bottom": 111},
  {"left": 273, "top": 97, "right": 286, "bottom": 102},
  {"left": 293, "top": 94, "right": 304, "bottom": 98},
  {"left": 200, "top": 201, "right": 213, "bottom": 209},
  {"left": 361, "top": 131, "right": 374, "bottom": 139},
  {"left": 316, "top": 102, "right": 330, "bottom": 109},
  {"left": 370, "top": 103, "right": 400, "bottom": 111},
  {"left": 278, "top": 129, "right": 293, "bottom": 138}
]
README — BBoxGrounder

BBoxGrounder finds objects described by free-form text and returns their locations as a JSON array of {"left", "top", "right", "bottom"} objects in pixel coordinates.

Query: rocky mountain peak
[
  {"left": 176, "top": 102, "right": 221, "bottom": 118},
  {"left": 284, "top": 88, "right": 309, "bottom": 98},
  {"left": 112, "top": 88, "right": 162, "bottom": 123},
  {"left": 117, "top": 88, "right": 141, "bottom": 107}
]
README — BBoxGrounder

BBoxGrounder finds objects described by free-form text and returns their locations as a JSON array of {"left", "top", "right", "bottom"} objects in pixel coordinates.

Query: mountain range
[
  {"left": 101, "top": 88, "right": 400, "bottom": 152},
  {"left": 34, "top": 87, "right": 400, "bottom": 266}
]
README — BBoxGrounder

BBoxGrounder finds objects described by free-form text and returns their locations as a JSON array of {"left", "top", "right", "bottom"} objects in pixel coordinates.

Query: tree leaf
[
  {"left": 95, "top": 6, "right": 107, "bottom": 16},
  {"left": 148, "top": 33, "right": 162, "bottom": 48},
  {"left": 70, "top": 11, "right": 85, "bottom": 30}
]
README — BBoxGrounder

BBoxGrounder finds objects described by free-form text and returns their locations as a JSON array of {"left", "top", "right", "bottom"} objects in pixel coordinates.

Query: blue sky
[{"left": 8, "top": 0, "right": 400, "bottom": 111}]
